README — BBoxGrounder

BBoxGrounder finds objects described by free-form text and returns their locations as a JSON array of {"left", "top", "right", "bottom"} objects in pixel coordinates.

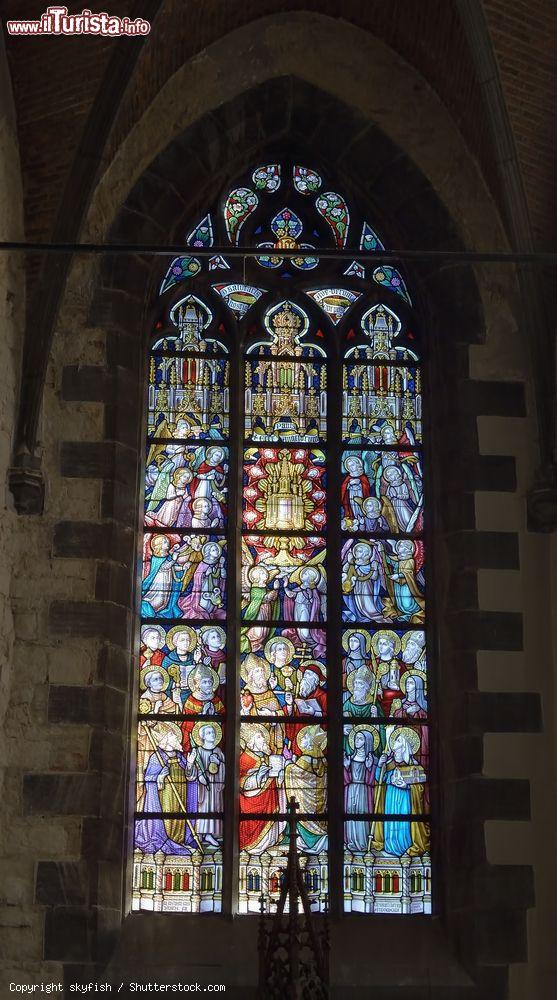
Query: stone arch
[{"left": 38, "top": 24, "right": 538, "bottom": 995}]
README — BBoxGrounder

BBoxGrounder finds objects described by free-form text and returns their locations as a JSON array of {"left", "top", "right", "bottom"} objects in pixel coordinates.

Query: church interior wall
[{"left": 0, "top": 13, "right": 553, "bottom": 999}]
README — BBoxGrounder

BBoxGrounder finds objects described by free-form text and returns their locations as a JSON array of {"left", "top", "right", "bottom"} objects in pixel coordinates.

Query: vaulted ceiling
[{"left": 4, "top": 0, "right": 556, "bottom": 255}]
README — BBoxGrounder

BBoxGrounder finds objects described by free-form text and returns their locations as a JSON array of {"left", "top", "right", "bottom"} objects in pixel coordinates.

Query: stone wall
[{"left": 0, "top": 15, "right": 553, "bottom": 999}]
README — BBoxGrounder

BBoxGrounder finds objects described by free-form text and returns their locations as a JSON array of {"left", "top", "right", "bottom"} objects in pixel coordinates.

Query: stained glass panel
[
  {"left": 240, "top": 626, "right": 327, "bottom": 716},
  {"left": 241, "top": 536, "right": 326, "bottom": 622},
  {"left": 212, "top": 282, "right": 265, "bottom": 318},
  {"left": 360, "top": 222, "right": 385, "bottom": 253},
  {"left": 341, "top": 538, "right": 425, "bottom": 624},
  {"left": 343, "top": 844, "right": 431, "bottom": 914},
  {"left": 159, "top": 256, "right": 201, "bottom": 295},
  {"left": 224, "top": 187, "right": 258, "bottom": 244},
  {"left": 340, "top": 449, "right": 423, "bottom": 534},
  {"left": 342, "top": 628, "right": 427, "bottom": 718},
  {"left": 148, "top": 356, "right": 229, "bottom": 440},
  {"left": 343, "top": 723, "right": 429, "bottom": 812},
  {"left": 140, "top": 622, "right": 226, "bottom": 700},
  {"left": 245, "top": 360, "right": 326, "bottom": 441},
  {"left": 342, "top": 364, "right": 422, "bottom": 444},
  {"left": 305, "top": 287, "right": 361, "bottom": 324},
  {"left": 344, "top": 303, "right": 419, "bottom": 362},
  {"left": 243, "top": 447, "right": 326, "bottom": 533},
  {"left": 316, "top": 191, "right": 349, "bottom": 247},
  {"left": 133, "top": 828, "right": 223, "bottom": 912},
  {"left": 239, "top": 722, "right": 327, "bottom": 813},
  {"left": 252, "top": 164, "right": 281, "bottom": 191},
  {"left": 293, "top": 165, "right": 322, "bottom": 194},
  {"left": 186, "top": 214, "right": 213, "bottom": 248},
  {"left": 145, "top": 443, "right": 228, "bottom": 529},
  {"left": 141, "top": 534, "right": 227, "bottom": 620},
  {"left": 136, "top": 718, "right": 225, "bottom": 811},
  {"left": 372, "top": 265, "right": 412, "bottom": 305}
]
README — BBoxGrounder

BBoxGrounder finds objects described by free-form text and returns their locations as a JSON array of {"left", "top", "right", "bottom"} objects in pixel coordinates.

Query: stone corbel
[{"left": 8, "top": 449, "right": 45, "bottom": 515}]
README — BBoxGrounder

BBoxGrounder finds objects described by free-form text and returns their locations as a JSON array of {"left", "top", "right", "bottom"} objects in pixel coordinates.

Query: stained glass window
[{"left": 134, "top": 161, "right": 431, "bottom": 917}]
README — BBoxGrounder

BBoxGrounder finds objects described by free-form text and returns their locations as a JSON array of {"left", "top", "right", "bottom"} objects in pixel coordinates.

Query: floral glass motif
[
  {"left": 360, "top": 222, "right": 385, "bottom": 253},
  {"left": 243, "top": 447, "right": 326, "bottom": 533},
  {"left": 241, "top": 626, "right": 327, "bottom": 716},
  {"left": 340, "top": 450, "right": 423, "bottom": 535},
  {"left": 372, "top": 265, "right": 412, "bottom": 305},
  {"left": 293, "top": 165, "right": 322, "bottom": 194},
  {"left": 225, "top": 187, "right": 258, "bottom": 244},
  {"left": 252, "top": 164, "right": 281, "bottom": 192},
  {"left": 316, "top": 191, "right": 350, "bottom": 247},
  {"left": 344, "top": 261, "right": 365, "bottom": 280},
  {"left": 305, "top": 288, "right": 362, "bottom": 325},
  {"left": 159, "top": 256, "right": 201, "bottom": 295},
  {"left": 271, "top": 207, "right": 303, "bottom": 243},
  {"left": 208, "top": 255, "right": 231, "bottom": 271},
  {"left": 342, "top": 629, "right": 427, "bottom": 719},
  {"left": 212, "top": 282, "right": 265, "bottom": 319},
  {"left": 342, "top": 365, "right": 422, "bottom": 444},
  {"left": 186, "top": 214, "right": 213, "bottom": 248},
  {"left": 145, "top": 444, "right": 228, "bottom": 530},
  {"left": 241, "top": 536, "right": 326, "bottom": 622},
  {"left": 341, "top": 538, "right": 425, "bottom": 626}
]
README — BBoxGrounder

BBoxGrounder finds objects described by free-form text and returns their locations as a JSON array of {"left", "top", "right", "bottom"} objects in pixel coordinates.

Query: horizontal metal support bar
[{"left": 1, "top": 240, "right": 556, "bottom": 264}]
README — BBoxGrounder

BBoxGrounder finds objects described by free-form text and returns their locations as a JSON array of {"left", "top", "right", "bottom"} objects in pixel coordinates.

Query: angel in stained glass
[{"left": 384, "top": 540, "right": 425, "bottom": 622}]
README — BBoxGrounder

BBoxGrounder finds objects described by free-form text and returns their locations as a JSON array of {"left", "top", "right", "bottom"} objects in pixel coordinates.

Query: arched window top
[{"left": 157, "top": 160, "right": 412, "bottom": 316}]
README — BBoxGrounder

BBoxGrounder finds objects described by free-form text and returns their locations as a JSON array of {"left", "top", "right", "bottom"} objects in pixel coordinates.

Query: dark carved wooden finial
[{"left": 257, "top": 797, "right": 329, "bottom": 999}]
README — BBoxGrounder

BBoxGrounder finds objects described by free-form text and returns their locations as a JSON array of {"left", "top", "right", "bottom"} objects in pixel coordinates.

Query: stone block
[
  {"left": 466, "top": 691, "right": 542, "bottom": 733},
  {"left": 446, "top": 531, "right": 520, "bottom": 571},
  {"left": 49, "top": 600, "right": 130, "bottom": 646},
  {"left": 447, "top": 610, "right": 523, "bottom": 651},
  {"left": 23, "top": 773, "right": 100, "bottom": 816},
  {"left": 35, "top": 861, "right": 90, "bottom": 906},
  {"left": 44, "top": 907, "right": 95, "bottom": 962}
]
